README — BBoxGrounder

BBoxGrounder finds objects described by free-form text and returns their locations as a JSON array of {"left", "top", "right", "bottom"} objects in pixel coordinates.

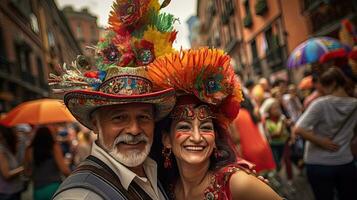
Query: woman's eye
[
  {"left": 201, "top": 126, "right": 213, "bottom": 131},
  {"left": 177, "top": 125, "right": 191, "bottom": 131}
]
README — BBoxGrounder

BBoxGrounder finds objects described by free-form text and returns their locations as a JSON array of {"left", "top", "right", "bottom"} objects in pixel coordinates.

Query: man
[{"left": 51, "top": 0, "right": 177, "bottom": 199}]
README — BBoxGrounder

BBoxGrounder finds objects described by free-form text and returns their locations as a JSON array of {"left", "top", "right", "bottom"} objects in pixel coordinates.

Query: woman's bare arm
[
  {"left": 229, "top": 170, "right": 283, "bottom": 200},
  {"left": 53, "top": 143, "right": 71, "bottom": 176},
  {"left": 0, "top": 152, "right": 24, "bottom": 180}
]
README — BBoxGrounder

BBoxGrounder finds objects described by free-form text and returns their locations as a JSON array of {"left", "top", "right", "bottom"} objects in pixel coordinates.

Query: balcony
[
  {"left": 21, "top": 72, "right": 36, "bottom": 85},
  {"left": 251, "top": 46, "right": 286, "bottom": 75},
  {"left": 0, "top": 56, "right": 11, "bottom": 74},
  {"left": 306, "top": 0, "right": 356, "bottom": 34},
  {"left": 252, "top": 57, "right": 262, "bottom": 75},
  {"left": 266, "top": 46, "right": 285, "bottom": 72}
]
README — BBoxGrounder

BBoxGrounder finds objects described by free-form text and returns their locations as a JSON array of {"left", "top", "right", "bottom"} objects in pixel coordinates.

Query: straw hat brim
[{"left": 64, "top": 88, "right": 176, "bottom": 130}]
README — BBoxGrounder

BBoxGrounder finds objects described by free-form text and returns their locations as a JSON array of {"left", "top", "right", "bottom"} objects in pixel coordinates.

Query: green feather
[{"left": 151, "top": 12, "right": 176, "bottom": 32}]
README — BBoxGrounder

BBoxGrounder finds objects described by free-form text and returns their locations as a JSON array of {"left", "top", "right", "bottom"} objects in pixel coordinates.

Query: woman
[
  {"left": 293, "top": 67, "right": 357, "bottom": 200},
  {"left": 0, "top": 125, "right": 24, "bottom": 200},
  {"left": 231, "top": 92, "right": 276, "bottom": 174},
  {"left": 25, "top": 126, "right": 71, "bottom": 200},
  {"left": 149, "top": 48, "right": 282, "bottom": 200}
]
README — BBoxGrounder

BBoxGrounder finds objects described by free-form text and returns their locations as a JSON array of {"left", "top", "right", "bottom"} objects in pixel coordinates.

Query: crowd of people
[
  {"left": 1, "top": 0, "right": 356, "bottom": 199},
  {"left": 231, "top": 66, "right": 357, "bottom": 199},
  {"left": 0, "top": 122, "right": 94, "bottom": 200}
]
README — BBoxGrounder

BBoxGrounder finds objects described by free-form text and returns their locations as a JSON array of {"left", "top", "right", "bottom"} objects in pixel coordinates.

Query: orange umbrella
[
  {"left": 298, "top": 75, "right": 313, "bottom": 90},
  {"left": 0, "top": 98, "right": 76, "bottom": 126}
]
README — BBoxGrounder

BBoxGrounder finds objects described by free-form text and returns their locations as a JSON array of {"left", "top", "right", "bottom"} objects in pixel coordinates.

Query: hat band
[{"left": 99, "top": 75, "right": 152, "bottom": 95}]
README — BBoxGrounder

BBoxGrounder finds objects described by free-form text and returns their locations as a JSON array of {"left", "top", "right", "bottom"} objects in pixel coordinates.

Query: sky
[{"left": 55, "top": 0, "right": 197, "bottom": 49}]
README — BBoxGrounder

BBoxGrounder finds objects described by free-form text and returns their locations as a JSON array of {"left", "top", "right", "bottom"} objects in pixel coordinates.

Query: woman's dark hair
[
  {"left": 319, "top": 67, "right": 354, "bottom": 96},
  {"left": 0, "top": 125, "right": 17, "bottom": 154},
  {"left": 151, "top": 105, "right": 237, "bottom": 188},
  {"left": 31, "top": 126, "right": 55, "bottom": 166}
]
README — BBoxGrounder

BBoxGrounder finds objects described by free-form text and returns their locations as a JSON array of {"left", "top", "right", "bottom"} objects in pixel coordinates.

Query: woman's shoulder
[
  {"left": 229, "top": 170, "right": 283, "bottom": 200},
  {"left": 204, "top": 164, "right": 255, "bottom": 199}
]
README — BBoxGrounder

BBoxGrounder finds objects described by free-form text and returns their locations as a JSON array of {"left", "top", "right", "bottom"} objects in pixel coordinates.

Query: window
[
  {"left": 251, "top": 40, "right": 262, "bottom": 74},
  {"left": 265, "top": 26, "right": 273, "bottom": 51},
  {"left": 15, "top": 44, "right": 30, "bottom": 73},
  {"left": 47, "top": 31, "right": 55, "bottom": 47},
  {"left": 0, "top": 27, "right": 6, "bottom": 60},
  {"left": 77, "top": 23, "right": 83, "bottom": 39},
  {"left": 244, "top": 1, "right": 251, "bottom": 15},
  {"left": 29, "top": 13, "right": 39, "bottom": 33}
]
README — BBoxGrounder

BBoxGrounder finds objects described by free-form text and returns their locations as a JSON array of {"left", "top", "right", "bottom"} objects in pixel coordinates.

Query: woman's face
[{"left": 163, "top": 107, "right": 216, "bottom": 166}]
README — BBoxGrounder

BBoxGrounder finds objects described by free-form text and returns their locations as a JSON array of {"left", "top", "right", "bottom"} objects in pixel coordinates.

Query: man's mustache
[{"left": 114, "top": 133, "right": 149, "bottom": 144}]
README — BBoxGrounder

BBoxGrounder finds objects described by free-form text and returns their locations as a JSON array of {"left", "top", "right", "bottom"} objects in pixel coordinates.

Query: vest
[{"left": 53, "top": 155, "right": 169, "bottom": 200}]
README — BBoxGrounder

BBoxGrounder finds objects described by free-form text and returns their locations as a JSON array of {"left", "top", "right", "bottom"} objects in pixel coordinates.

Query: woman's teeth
[{"left": 184, "top": 146, "right": 205, "bottom": 151}]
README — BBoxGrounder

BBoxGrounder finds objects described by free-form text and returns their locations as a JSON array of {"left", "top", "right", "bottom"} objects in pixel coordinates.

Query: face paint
[
  {"left": 200, "top": 132, "right": 215, "bottom": 137},
  {"left": 175, "top": 131, "right": 191, "bottom": 139}
]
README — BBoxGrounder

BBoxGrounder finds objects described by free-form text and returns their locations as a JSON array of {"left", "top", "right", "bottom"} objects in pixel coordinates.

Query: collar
[{"left": 90, "top": 141, "right": 158, "bottom": 191}]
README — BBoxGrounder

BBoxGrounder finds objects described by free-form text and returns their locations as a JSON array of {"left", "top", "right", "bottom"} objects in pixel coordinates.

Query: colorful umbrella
[
  {"left": 287, "top": 37, "right": 350, "bottom": 69},
  {"left": 0, "top": 98, "right": 76, "bottom": 126}
]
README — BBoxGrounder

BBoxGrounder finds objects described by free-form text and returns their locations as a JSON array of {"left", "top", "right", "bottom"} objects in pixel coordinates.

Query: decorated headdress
[
  {"left": 49, "top": 0, "right": 178, "bottom": 129},
  {"left": 319, "top": 19, "right": 357, "bottom": 82},
  {"left": 147, "top": 48, "right": 243, "bottom": 126}
]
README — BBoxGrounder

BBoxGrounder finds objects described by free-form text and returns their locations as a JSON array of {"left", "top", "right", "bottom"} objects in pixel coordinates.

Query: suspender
[{"left": 53, "top": 155, "right": 168, "bottom": 200}]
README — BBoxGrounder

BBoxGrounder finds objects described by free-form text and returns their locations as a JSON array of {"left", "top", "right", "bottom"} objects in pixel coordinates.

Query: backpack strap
[
  {"left": 53, "top": 155, "right": 153, "bottom": 200},
  {"left": 86, "top": 155, "right": 153, "bottom": 200},
  {"left": 52, "top": 166, "right": 128, "bottom": 200}
]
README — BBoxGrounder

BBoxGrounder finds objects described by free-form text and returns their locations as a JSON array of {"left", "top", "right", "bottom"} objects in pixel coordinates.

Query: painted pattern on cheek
[
  {"left": 175, "top": 131, "right": 191, "bottom": 139},
  {"left": 200, "top": 132, "right": 215, "bottom": 137}
]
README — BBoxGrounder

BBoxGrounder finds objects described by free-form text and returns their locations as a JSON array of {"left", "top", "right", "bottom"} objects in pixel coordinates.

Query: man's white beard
[{"left": 97, "top": 126, "right": 152, "bottom": 167}]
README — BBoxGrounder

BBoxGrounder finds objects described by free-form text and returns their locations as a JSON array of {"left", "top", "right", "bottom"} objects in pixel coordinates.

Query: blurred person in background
[
  {"left": 293, "top": 67, "right": 357, "bottom": 200},
  {"left": 231, "top": 91, "right": 276, "bottom": 174},
  {"left": 259, "top": 78, "right": 272, "bottom": 99},
  {"left": 25, "top": 126, "right": 71, "bottom": 200},
  {"left": 282, "top": 85, "right": 303, "bottom": 124},
  {"left": 261, "top": 97, "right": 294, "bottom": 186},
  {"left": 14, "top": 124, "right": 32, "bottom": 164},
  {"left": 303, "top": 73, "right": 323, "bottom": 109},
  {"left": 0, "top": 125, "right": 24, "bottom": 200},
  {"left": 73, "top": 127, "right": 93, "bottom": 166}
]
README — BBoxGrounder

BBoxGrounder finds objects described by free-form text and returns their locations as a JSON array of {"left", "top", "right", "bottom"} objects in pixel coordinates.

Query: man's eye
[
  {"left": 139, "top": 115, "right": 152, "bottom": 120},
  {"left": 112, "top": 115, "right": 126, "bottom": 121}
]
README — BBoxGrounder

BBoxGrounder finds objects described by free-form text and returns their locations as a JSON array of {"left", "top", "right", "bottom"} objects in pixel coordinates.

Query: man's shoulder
[{"left": 53, "top": 187, "right": 103, "bottom": 200}]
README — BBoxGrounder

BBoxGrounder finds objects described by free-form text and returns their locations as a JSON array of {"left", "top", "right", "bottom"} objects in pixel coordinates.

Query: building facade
[
  {"left": 62, "top": 6, "right": 100, "bottom": 61},
  {"left": 0, "top": 0, "right": 81, "bottom": 112},
  {"left": 195, "top": 0, "right": 357, "bottom": 83}
]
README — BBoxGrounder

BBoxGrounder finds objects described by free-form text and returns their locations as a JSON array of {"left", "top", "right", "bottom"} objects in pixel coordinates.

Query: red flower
[
  {"left": 120, "top": 52, "right": 135, "bottom": 66},
  {"left": 84, "top": 71, "right": 99, "bottom": 79},
  {"left": 117, "top": 0, "right": 141, "bottom": 26},
  {"left": 135, "top": 40, "right": 155, "bottom": 66}
]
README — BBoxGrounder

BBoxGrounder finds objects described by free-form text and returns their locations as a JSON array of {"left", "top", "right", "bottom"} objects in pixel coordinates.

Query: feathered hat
[
  {"left": 49, "top": 0, "right": 178, "bottom": 129},
  {"left": 320, "top": 19, "right": 357, "bottom": 82},
  {"left": 147, "top": 48, "right": 243, "bottom": 126}
]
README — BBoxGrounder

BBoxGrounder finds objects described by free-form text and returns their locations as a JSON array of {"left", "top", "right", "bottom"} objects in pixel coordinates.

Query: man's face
[{"left": 92, "top": 103, "right": 155, "bottom": 167}]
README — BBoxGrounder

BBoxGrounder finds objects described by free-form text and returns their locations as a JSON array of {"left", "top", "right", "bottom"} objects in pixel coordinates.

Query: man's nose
[{"left": 126, "top": 119, "right": 141, "bottom": 135}]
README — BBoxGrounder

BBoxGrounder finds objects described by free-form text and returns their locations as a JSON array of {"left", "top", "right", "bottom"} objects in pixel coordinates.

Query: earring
[{"left": 162, "top": 147, "right": 172, "bottom": 169}]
